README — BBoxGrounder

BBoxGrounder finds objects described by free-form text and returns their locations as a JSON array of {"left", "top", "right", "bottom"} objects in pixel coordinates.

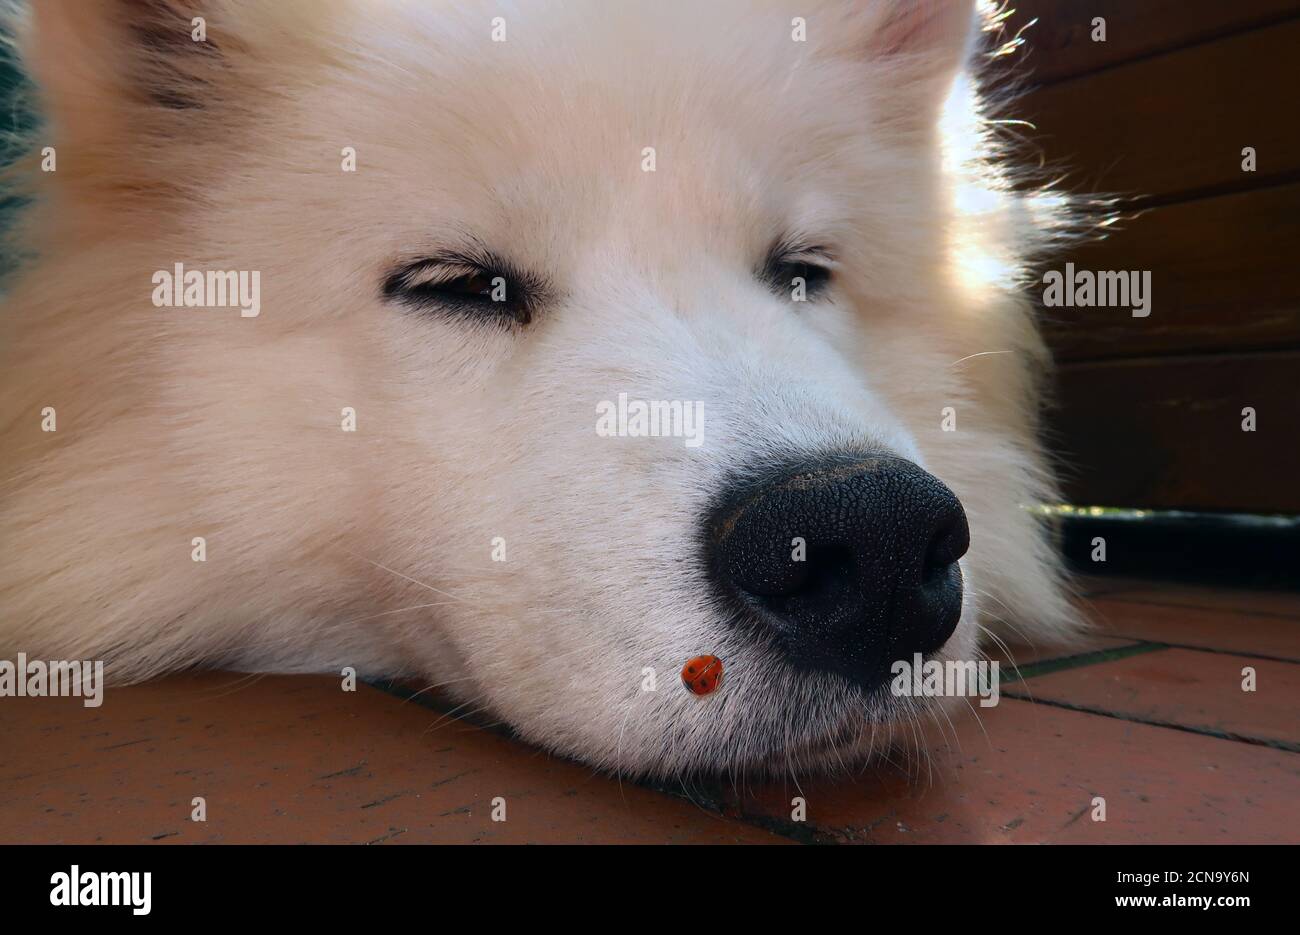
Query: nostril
[
  {"left": 921, "top": 514, "right": 970, "bottom": 584},
  {"left": 754, "top": 542, "right": 855, "bottom": 621},
  {"left": 804, "top": 542, "right": 855, "bottom": 593}
]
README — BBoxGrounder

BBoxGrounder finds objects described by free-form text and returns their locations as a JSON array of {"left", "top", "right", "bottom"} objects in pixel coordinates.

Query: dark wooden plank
[
  {"left": 991, "top": 0, "right": 1300, "bottom": 85},
  {"left": 1053, "top": 352, "right": 1300, "bottom": 513},
  {"left": 1008, "top": 18, "right": 1300, "bottom": 203},
  {"left": 1040, "top": 182, "right": 1300, "bottom": 360}
]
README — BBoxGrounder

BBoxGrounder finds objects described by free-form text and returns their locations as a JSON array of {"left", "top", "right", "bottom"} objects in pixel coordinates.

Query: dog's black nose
[{"left": 705, "top": 455, "right": 969, "bottom": 688}]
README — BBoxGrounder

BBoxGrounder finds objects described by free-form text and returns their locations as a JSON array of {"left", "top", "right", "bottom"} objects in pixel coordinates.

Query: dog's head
[{"left": 5, "top": 0, "right": 1080, "bottom": 777}]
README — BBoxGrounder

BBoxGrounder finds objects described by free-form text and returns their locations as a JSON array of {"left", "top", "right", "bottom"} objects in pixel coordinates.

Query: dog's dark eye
[
  {"left": 383, "top": 253, "right": 535, "bottom": 325},
  {"left": 761, "top": 241, "right": 835, "bottom": 301}
]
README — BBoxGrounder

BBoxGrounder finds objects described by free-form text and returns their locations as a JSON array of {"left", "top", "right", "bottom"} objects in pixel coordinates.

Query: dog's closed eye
[
  {"left": 762, "top": 240, "right": 836, "bottom": 301},
  {"left": 383, "top": 251, "right": 538, "bottom": 326}
]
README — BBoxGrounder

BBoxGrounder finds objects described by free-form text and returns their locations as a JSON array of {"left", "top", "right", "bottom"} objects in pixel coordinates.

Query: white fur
[{"left": 1, "top": 0, "right": 1081, "bottom": 778}]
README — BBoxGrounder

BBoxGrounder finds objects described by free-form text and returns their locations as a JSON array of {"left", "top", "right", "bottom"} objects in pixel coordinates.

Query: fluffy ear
[
  {"left": 820, "top": 0, "right": 979, "bottom": 127},
  {"left": 18, "top": 0, "right": 225, "bottom": 152},
  {"left": 865, "top": 0, "right": 977, "bottom": 64},
  {"left": 13, "top": 0, "right": 337, "bottom": 201}
]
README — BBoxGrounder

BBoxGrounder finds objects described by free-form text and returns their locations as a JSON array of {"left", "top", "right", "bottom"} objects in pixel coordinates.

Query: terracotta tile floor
[{"left": 2, "top": 575, "right": 1297, "bottom": 844}]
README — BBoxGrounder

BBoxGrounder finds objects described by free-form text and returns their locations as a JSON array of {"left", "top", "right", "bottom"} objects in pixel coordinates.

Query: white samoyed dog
[{"left": 0, "top": 0, "right": 1081, "bottom": 779}]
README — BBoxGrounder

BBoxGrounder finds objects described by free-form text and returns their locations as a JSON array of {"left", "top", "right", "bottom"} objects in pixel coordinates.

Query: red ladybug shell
[{"left": 681, "top": 655, "right": 724, "bottom": 695}]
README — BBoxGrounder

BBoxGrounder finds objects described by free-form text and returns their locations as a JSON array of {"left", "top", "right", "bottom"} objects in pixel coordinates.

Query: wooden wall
[{"left": 996, "top": 1, "right": 1300, "bottom": 513}]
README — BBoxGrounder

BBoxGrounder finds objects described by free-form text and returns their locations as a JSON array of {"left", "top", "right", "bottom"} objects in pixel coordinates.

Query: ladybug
[{"left": 681, "top": 655, "right": 724, "bottom": 696}]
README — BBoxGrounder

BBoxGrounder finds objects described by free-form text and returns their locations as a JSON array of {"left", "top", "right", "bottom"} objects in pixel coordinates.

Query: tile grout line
[
  {"left": 1001, "top": 641, "right": 1166, "bottom": 682},
  {"left": 1000, "top": 695, "right": 1300, "bottom": 755},
  {"left": 1100, "top": 637, "right": 1300, "bottom": 666}
]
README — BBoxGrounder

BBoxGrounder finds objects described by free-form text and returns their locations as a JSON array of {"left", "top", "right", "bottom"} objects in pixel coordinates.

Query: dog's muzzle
[{"left": 704, "top": 454, "right": 969, "bottom": 689}]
